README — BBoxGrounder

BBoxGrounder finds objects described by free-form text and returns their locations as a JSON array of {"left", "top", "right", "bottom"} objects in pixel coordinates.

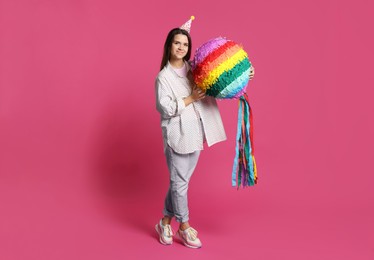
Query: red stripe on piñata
[
  {"left": 193, "top": 41, "right": 237, "bottom": 84},
  {"left": 193, "top": 41, "right": 236, "bottom": 75},
  {"left": 194, "top": 44, "right": 242, "bottom": 86}
]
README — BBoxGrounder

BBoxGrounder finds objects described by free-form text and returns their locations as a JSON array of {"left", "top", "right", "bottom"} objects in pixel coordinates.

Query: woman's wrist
[{"left": 183, "top": 95, "right": 194, "bottom": 106}]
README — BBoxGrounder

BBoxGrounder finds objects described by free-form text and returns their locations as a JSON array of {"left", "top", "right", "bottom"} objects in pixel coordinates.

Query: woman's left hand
[{"left": 249, "top": 66, "right": 255, "bottom": 80}]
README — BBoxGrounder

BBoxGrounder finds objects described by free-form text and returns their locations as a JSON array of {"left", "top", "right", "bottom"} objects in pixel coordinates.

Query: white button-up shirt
[{"left": 155, "top": 61, "right": 227, "bottom": 154}]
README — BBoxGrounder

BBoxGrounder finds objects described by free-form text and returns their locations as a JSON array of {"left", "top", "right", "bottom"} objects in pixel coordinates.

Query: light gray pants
[{"left": 163, "top": 145, "right": 201, "bottom": 223}]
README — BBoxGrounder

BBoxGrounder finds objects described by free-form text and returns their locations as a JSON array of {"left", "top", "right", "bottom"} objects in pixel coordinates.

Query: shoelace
[
  {"left": 163, "top": 224, "right": 174, "bottom": 237},
  {"left": 185, "top": 227, "right": 198, "bottom": 241}
]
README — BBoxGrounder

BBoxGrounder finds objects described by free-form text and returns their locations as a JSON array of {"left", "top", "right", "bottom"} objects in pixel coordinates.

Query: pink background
[{"left": 1, "top": 0, "right": 373, "bottom": 259}]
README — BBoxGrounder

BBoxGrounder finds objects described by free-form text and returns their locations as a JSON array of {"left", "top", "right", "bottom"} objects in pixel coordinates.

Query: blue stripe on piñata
[{"left": 217, "top": 68, "right": 250, "bottom": 99}]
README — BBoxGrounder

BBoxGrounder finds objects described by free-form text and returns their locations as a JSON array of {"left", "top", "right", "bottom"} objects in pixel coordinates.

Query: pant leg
[
  {"left": 162, "top": 145, "right": 200, "bottom": 223},
  {"left": 163, "top": 187, "right": 174, "bottom": 218}
]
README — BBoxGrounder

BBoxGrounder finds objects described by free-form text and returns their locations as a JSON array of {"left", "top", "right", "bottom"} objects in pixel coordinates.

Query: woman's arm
[
  {"left": 156, "top": 76, "right": 206, "bottom": 118},
  {"left": 156, "top": 77, "right": 186, "bottom": 118}
]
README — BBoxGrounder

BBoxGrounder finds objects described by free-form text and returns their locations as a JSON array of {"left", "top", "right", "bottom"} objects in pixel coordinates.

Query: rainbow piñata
[
  {"left": 191, "top": 37, "right": 258, "bottom": 189},
  {"left": 191, "top": 37, "right": 252, "bottom": 99}
]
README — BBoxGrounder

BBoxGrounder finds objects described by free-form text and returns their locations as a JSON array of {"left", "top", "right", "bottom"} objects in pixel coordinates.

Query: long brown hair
[{"left": 160, "top": 28, "right": 192, "bottom": 71}]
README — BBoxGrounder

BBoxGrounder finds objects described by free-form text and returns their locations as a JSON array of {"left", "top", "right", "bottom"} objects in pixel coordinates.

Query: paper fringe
[
  {"left": 196, "top": 49, "right": 248, "bottom": 90},
  {"left": 206, "top": 59, "right": 251, "bottom": 98},
  {"left": 232, "top": 93, "right": 258, "bottom": 188}
]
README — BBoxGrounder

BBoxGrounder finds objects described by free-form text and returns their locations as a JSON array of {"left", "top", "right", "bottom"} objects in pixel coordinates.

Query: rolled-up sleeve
[{"left": 156, "top": 77, "right": 186, "bottom": 118}]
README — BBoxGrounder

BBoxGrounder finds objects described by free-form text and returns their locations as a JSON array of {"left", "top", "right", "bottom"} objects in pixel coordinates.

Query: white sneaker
[
  {"left": 177, "top": 227, "right": 202, "bottom": 249},
  {"left": 155, "top": 220, "right": 174, "bottom": 245}
]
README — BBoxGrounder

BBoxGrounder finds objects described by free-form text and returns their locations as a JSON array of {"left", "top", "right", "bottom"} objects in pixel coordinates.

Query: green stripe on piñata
[
  {"left": 206, "top": 58, "right": 251, "bottom": 97},
  {"left": 217, "top": 68, "right": 250, "bottom": 99}
]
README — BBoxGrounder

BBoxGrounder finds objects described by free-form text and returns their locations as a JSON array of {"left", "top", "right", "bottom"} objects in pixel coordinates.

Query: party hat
[{"left": 180, "top": 16, "right": 195, "bottom": 33}]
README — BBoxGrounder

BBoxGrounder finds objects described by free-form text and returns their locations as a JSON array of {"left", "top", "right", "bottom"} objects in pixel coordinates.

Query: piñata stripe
[
  {"left": 193, "top": 44, "right": 242, "bottom": 85},
  {"left": 193, "top": 41, "right": 237, "bottom": 79},
  {"left": 206, "top": 58, "right": 250, "bottom": 97},
  {"left": 216, "top": 68, "right": 250, "bottom": 99},
  {"left": 196, "top": 48, "right": 247, "bottom": 88},
  {"left": 191, "top": 37, "right": 228, "bottom": 69},
  {"left": 198, "top": 49, "right": 248, "bottom": 90}
]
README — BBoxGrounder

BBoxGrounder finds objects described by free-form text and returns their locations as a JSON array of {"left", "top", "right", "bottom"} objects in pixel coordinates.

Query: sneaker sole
[
  {"left": 177, "top": 231, "right": 202, "bottom": 249},
  {"left": 155, "top": 224, "right": 173, "bottom": 245}
]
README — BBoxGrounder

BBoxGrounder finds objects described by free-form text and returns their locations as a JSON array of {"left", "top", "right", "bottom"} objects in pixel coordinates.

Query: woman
[{"left": 155, "top": 25, "right": 254, "bottom": 249}]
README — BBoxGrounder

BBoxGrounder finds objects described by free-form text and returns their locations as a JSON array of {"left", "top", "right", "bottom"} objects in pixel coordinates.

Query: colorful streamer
[{"left": 232, "top": 93, "right": 257, "bottom": 188}]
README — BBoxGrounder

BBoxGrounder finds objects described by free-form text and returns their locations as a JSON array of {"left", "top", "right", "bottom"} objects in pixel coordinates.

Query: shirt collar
[{"left": 166, "top": 60, "right": 191, "bottom": 78}]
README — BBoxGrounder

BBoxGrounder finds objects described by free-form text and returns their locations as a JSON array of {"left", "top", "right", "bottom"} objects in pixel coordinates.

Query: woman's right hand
[
  {"left": 183, "top": 86, "right": 205, "bottom": 106},
  {"left": 190, "top": 86, "right": 206, "bottom": 101},
  {"left": 249, "top": 66, "right": 255, "bottom": 80}
]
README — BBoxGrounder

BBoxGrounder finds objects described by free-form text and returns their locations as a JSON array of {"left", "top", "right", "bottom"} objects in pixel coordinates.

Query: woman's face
[{"left": 169, "top": 34, "right": 189, "bottom": 61}]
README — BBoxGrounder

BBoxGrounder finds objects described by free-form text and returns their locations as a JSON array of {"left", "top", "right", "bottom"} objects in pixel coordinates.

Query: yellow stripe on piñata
[
  {"left": 198, "top": 49, "right": 248, "bottom": 91},
  {"left": 195, "top": 44, "right": 242, "bottom": 83}
]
